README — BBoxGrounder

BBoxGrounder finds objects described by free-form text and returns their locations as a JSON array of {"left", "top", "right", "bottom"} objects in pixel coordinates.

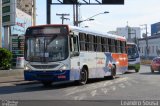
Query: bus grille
[{"left": 31, "top": 64, "right": 59, "bottom": 69}]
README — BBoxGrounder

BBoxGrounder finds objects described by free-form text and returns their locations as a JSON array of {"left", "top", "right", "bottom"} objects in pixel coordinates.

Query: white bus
[
  {"left": 127, "top": 42, "right": 140, "bottom": 72},
  {"left": 24, "top": 24, "right": 128, "bottom": 86}
]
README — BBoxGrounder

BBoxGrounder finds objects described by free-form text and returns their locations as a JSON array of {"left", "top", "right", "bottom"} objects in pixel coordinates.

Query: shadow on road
[
  {"left": 124, "top": 71, "right": 136, "bottom": 74},
  {"left": 0, "top": 76, "right": 119, "bottom": 95},
  {"left": 140, "top": 71, "right": 160, "bottom": 75}
]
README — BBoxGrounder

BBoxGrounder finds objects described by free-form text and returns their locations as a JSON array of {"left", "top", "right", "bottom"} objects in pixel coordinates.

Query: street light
[
  {"left": 77, "top": 18, "right": 94, "bottom": 24},
  {"left": 76, "top": 11, "right": 109, "bottom": 26}
]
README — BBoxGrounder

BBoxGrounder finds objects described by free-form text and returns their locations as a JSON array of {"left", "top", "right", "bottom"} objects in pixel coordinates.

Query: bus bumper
[{"left": 24, "top": 70, "right": 70, "bottom": 82}]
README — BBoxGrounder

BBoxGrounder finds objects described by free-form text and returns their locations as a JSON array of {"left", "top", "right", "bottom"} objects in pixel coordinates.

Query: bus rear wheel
[
  {"left": 111, "top": 65, "right": 116, "bottom": 79},
  {"left": 79, "top": 68, "right": 88, "bottom": 85}
]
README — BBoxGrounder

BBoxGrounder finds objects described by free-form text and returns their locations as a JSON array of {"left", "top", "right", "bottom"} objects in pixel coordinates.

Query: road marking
[
  {"left": 74, "top": 93, "right": 87, "bottom": 100},
  {"left": 90, "top": 90, "right": 97, "bottom": 97},
  {"left": 101, "top": 88, "right": 108, "bottom": 94},
  {"left": 65, "top": 77, "right": 129, "bottom": 96},
  {"left": 110, "top": 86, "right": 116, "bottom": 91},
  {"left": 118, "top": 83, "right": 126, "bottom": 88}
]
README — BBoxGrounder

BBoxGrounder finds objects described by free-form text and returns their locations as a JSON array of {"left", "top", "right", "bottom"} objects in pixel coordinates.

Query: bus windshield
[
  {"left": 127, "top": 44, "right": 139, "bottom": 59},
  {"left": 25, "top": 34, "right": 68, "bottom": 62}
]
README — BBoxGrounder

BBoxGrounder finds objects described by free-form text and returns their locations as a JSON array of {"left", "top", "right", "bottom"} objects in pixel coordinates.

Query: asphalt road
[{"left": 0, "top": 65, "right": 160, "bottom": 103}]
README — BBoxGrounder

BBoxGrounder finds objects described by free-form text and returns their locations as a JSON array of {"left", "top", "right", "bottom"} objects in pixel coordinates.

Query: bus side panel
[
  {"left": 112, "top": 53, "right": 128, "bottom": 74},
  {"left": 79, "top": 52, "right": 97, "bottom": 79},
  {"left": 70, "top": 56, "right": 80, "bottom": 81},
  {"left": 96, "top": 52, "right": 111, "bottom": 78}
]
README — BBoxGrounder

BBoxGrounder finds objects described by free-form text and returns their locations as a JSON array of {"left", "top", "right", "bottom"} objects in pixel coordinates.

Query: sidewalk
[{"left": 0, "top": 68, "right": 24, "bottom": 83}]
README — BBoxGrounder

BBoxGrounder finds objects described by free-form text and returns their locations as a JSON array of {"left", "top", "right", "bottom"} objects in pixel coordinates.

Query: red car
[{"left": 150, "top": 57, "right": 160, "bottom": 73}]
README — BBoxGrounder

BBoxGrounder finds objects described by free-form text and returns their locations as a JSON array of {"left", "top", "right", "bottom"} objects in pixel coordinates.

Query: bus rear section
[{"left": 127, "top": 43, "right": 140, "bottom": 72}]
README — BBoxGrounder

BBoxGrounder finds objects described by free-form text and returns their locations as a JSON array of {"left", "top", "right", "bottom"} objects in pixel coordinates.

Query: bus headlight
[
  {"left": 59, "top": 65, "right": 67, "bottom": 71},
  {"left": 24, "top": 66, "right": 31, "bottom": 71}
]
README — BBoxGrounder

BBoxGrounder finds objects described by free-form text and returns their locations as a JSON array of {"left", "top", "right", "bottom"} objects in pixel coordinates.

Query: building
[
  {"left": 138, "top": 34, "right": 160, "bottom": 58},
  {"left": 1, "top": 0, "right": 33, "bottom": 48},
  {"left": 117, "top": 26, "right": 141, "bottom": 42},
  {"left": 17, "top": 0, "right": 33, "bottom": 15},
  {"left": 151, "top": 22, "right": 160, "bottom": 36}
]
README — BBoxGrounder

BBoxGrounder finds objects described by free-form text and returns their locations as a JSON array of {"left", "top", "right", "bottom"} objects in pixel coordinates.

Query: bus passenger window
[{"left": 70, "top": 35, "right": 78, "bottom": 52}]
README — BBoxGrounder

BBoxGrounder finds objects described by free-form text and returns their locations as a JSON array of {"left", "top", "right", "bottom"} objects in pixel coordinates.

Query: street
[{"left": 0, "top": 65, "right": 160, "bottom": 101}]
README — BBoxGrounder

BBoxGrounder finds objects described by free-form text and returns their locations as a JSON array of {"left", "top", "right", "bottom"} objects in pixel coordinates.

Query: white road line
[
  {"left": 65, "top": 77, "right": 129, "bottom": 96},
  {"left": 90, "top": 90, "right": 97, "bottom": 97}
]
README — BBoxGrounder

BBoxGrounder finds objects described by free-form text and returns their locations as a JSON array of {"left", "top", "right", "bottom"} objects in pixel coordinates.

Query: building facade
[{"left": 138, "top": 34, "right": 160, "bottom": 58}]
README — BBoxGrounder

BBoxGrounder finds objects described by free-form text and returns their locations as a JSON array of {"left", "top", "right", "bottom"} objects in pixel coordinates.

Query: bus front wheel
[{"left": 79, "top": 68, "right": 88, "bottom": 85}]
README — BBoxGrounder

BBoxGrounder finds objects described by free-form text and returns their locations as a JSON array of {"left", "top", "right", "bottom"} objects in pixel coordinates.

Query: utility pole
[
  {"left": 0, "top": 0, "right": 2, "bottom": 47},
  {"left": 47, "top": 0, "right": 51, "bottom": 24},
  {"left": 145, "top": 24, "right": 149, "bottom": 58},
  {"left": 75, "top": 4, "right": 79, "bottom": 26},
  {"left": 32, "top": 0, "right": 36, "bottom": 26},
  {"left": 73, "top": 4, "right": 76, "bottom": 26},
  {"left": 141, "top": 24, "right": 148, "bottom": 59},
  {"left": 56, "top": 13, "right": 70, "bottom": 24}
]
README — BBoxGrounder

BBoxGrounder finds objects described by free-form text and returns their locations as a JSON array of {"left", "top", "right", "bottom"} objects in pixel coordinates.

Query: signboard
[
  {"left": 151, "top": 22, "right": 160, "bottom": 36},
  {"left": 2, "top": 0, "right": 16, "bottom": 26},
  {"left": 11, "top": 36, "right": 24, "bottom": 66},
  {"left": 11, "top": 8, "right": 32, "bottom": 35}
]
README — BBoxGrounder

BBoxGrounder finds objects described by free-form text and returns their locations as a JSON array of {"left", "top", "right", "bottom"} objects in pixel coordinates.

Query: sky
[{"left": 36, "top": 0, "right": 160, "bottom": 35}]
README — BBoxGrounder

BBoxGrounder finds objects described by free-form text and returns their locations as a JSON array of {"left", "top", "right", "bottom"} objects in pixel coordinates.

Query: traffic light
[
  {"left": 102, "top": 0, "right": 124, "bottom": 4},
  {"left": 63, "top": 0, "right": 78, "bottom": 4}
]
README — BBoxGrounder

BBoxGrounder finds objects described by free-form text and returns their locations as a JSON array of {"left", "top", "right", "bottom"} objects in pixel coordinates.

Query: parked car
[{"left": 150, "top": 57, "right": 160, "bottom": 73}]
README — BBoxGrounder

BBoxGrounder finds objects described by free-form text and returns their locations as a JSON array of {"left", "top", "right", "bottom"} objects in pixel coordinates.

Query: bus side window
[
  {"left": 79, "top": 33, "right": 86, "bottom": 51},
  {"left": 87, "top": 34, "right": 94, "bottom": 51},
  {"left": 106, "top": 38, "right": 109, "bottom": 52},
  {"left": 97, "top": 36, "right": 102, "bottom": 52},
  {"left": 108, "top": 38, "right": 112, "bottom": 52},
  {"left": 94, "top": 36, "right": 97, "bottom": 51},
  {"left": 70, "top": 34, "right": 79, "bottom": 57}
]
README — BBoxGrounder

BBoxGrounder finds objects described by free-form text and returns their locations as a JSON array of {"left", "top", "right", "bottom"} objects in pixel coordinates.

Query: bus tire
[
  {"left": 135, "top": 68, "right": 139, "bottom": 73},
  {"left": 78, "top": 68, "right": 88, "bottom": 85},
  {"left": 150, "top": 66, "right": 154, "bottom": 73},
  {"left": 111, "top": 65, "right": 116, "bottom": 79},
  {"left": 42, "top": 81, "right": 52, "bottom": 87}
]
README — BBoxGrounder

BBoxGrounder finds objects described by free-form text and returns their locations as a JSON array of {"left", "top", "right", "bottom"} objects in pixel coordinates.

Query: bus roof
[
  {"left": 69, "top": 26, "right": 126, "bottom": 41},
  {"left": 27, "top": 24, "right": 126, "bottom": 41}
]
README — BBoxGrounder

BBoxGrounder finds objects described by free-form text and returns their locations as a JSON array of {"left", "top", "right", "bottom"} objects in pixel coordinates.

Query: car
[{"left": 150, "top": 57, "right": 160, "bottom": 73}]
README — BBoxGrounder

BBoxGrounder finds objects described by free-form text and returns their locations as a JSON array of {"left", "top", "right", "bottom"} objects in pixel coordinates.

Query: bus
[
  {"left": 24, "top": 24, "right": 128, "bottom": 86},
  {"left": 127, "top": 42, "right": 140, "bottom": 72}
]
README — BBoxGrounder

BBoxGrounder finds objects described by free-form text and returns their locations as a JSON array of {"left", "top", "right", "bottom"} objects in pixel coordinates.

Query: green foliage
[{"left": 0, "top": 48, "right": 12, "bottom": 70}]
